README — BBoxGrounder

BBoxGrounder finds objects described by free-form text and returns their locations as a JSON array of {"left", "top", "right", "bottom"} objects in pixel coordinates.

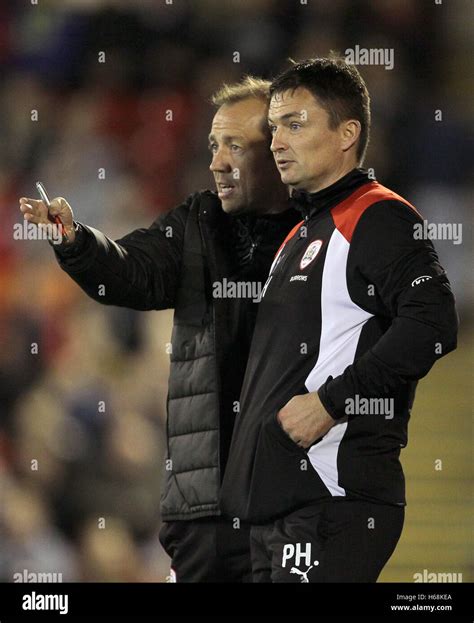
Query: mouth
[
  {"left": 276, "top": 160, "right": 294, "bottom": 170},
  {"left": 217, "top": 182, "right": 236, "bottom": 199}
]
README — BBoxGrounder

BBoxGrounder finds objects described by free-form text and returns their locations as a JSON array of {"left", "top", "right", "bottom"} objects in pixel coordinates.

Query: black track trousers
[
  {"left": 159, "top": 518, "right": 252, "bottom": 582},
  {"left": 250, "top": 499, "right": 404, "bottom": 583}
]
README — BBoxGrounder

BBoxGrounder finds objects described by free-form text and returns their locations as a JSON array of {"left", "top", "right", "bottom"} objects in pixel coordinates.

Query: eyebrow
[
  {"left": 208, "top": 134, "right": 245, "bottom": 143},
  {"left": 267, "top": 112, "right": 304, "bottom": 124}
]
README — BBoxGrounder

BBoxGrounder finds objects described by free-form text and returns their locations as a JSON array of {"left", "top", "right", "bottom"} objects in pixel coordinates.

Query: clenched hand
[{"left": 277, "top": 392, "right": 336, "bottom": 449}]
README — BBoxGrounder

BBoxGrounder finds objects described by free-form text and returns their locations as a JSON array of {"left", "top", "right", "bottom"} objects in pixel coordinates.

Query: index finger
[{"left": 19, "top": 197, "right": 46, "bottom": 209}]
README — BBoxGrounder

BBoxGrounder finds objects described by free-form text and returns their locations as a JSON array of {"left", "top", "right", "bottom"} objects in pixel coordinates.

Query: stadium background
[{"left": 0, "top": 0, "right": 471, "bottom": 582}]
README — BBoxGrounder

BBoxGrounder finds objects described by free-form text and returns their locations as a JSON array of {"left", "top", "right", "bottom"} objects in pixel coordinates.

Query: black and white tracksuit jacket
[{"left": 220, "top": 169, "right": 458, "bottom": 524}]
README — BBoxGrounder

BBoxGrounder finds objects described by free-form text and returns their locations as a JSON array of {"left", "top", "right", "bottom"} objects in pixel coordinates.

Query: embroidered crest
[{"left": 300, "top": 239, "right": 323, "bottom": 270}]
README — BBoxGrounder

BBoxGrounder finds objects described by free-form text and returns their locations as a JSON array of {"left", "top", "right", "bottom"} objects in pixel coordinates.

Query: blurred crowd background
[{"left": 0, "top": 0, "right": 472, "bottom": 582}]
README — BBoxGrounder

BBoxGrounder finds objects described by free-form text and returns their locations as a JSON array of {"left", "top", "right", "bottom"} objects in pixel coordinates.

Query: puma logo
[{"left": 290, "top": 564, "right": 314, "bottom": 583}]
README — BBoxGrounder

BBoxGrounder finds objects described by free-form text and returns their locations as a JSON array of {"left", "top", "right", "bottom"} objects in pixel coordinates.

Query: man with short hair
[
  {"left": 221, "top": 58, "right": 458, "bottom": 582},
  {"left": 19, "top": 77, "right": 300, "bottom": 582}
]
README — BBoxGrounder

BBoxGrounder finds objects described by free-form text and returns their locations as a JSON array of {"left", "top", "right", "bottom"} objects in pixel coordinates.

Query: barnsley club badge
[{"left": 300, "top": 240, "right": 323, "bottom": 270}]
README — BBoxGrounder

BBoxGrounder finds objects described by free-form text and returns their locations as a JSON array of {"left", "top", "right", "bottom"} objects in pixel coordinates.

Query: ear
[{"left": 340, "top": 119, "right": 361, "bottom": 153}]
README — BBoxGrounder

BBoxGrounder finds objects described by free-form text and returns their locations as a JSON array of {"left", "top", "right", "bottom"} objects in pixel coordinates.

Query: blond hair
[{"left": 211, "top": 75, "right": 271, "bottom": 107}]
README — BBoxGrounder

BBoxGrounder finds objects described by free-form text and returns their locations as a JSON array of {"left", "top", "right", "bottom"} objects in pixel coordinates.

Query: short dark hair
[{"left": 270, "top": 57, "right": 371, "bottom": 163}]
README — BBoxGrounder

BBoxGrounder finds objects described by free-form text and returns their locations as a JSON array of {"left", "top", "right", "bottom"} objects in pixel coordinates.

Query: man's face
[
  {"left": 209, "top": 98, "right": 282, "bottom": 215},
  {"left": 268, "top": 87, "right": 345, "bottom": 193}
]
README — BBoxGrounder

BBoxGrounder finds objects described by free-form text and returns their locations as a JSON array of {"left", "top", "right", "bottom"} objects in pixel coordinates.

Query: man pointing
[{"left": 19, "top": 77, "right": 299, "bottom": 582}]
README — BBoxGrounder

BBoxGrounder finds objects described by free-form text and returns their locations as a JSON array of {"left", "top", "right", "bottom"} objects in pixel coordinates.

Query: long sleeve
[
  {"left": 51, "top": 195, "right": 193, "bottom": 311},
  {"left": 318, "top": 200, "right": 458, "bottom": 419}
]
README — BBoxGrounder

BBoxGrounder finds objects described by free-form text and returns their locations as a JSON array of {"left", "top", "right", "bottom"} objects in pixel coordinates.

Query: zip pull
[{"left": 249, "top": 240, "right": 258, "bottom": 260}]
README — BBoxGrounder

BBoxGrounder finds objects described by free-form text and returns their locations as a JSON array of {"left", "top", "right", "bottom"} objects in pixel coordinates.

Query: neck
[
  {"left": 296, "top": 160, "right": 359, "bottom": 195},
  {"left": 262, "top": 200, "right": 290, "bottom": 215},
  {"left": 256, "top": 188, "right": 291, "bottom": 215},
  {"left": 289, "top": 168, "right": 370, "bottom": 219}
]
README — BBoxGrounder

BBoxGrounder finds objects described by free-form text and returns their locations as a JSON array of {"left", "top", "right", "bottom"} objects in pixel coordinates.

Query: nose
[
  {"left": 270, "top": 129, "right": 288, "bottom": 153},
  {"left": 209, "top": 149, "right": 232, "bottom": 173}
]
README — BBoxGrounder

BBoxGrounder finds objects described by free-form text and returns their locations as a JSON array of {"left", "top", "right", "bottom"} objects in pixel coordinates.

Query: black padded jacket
[{"left": 52, "top": 190, "right": 300, "bottom": 520}]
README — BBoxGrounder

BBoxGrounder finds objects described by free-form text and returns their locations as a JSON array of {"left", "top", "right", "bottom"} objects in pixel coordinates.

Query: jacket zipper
[{"left": 198, "top": 206, "right": 223, "bottom": 499}]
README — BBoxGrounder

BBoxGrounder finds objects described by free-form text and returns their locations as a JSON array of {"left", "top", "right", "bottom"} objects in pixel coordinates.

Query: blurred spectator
[{"left": 0, "top": 478, "right": 78, "bottom": 581}]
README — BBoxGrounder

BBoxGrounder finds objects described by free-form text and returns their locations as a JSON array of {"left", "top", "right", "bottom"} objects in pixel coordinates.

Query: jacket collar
[
  {"left": 201, "top": 189, "right": 299, "bottom": 234},
  {"left": 290, "top": 168, "right": 372, "bottom": 219}
]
